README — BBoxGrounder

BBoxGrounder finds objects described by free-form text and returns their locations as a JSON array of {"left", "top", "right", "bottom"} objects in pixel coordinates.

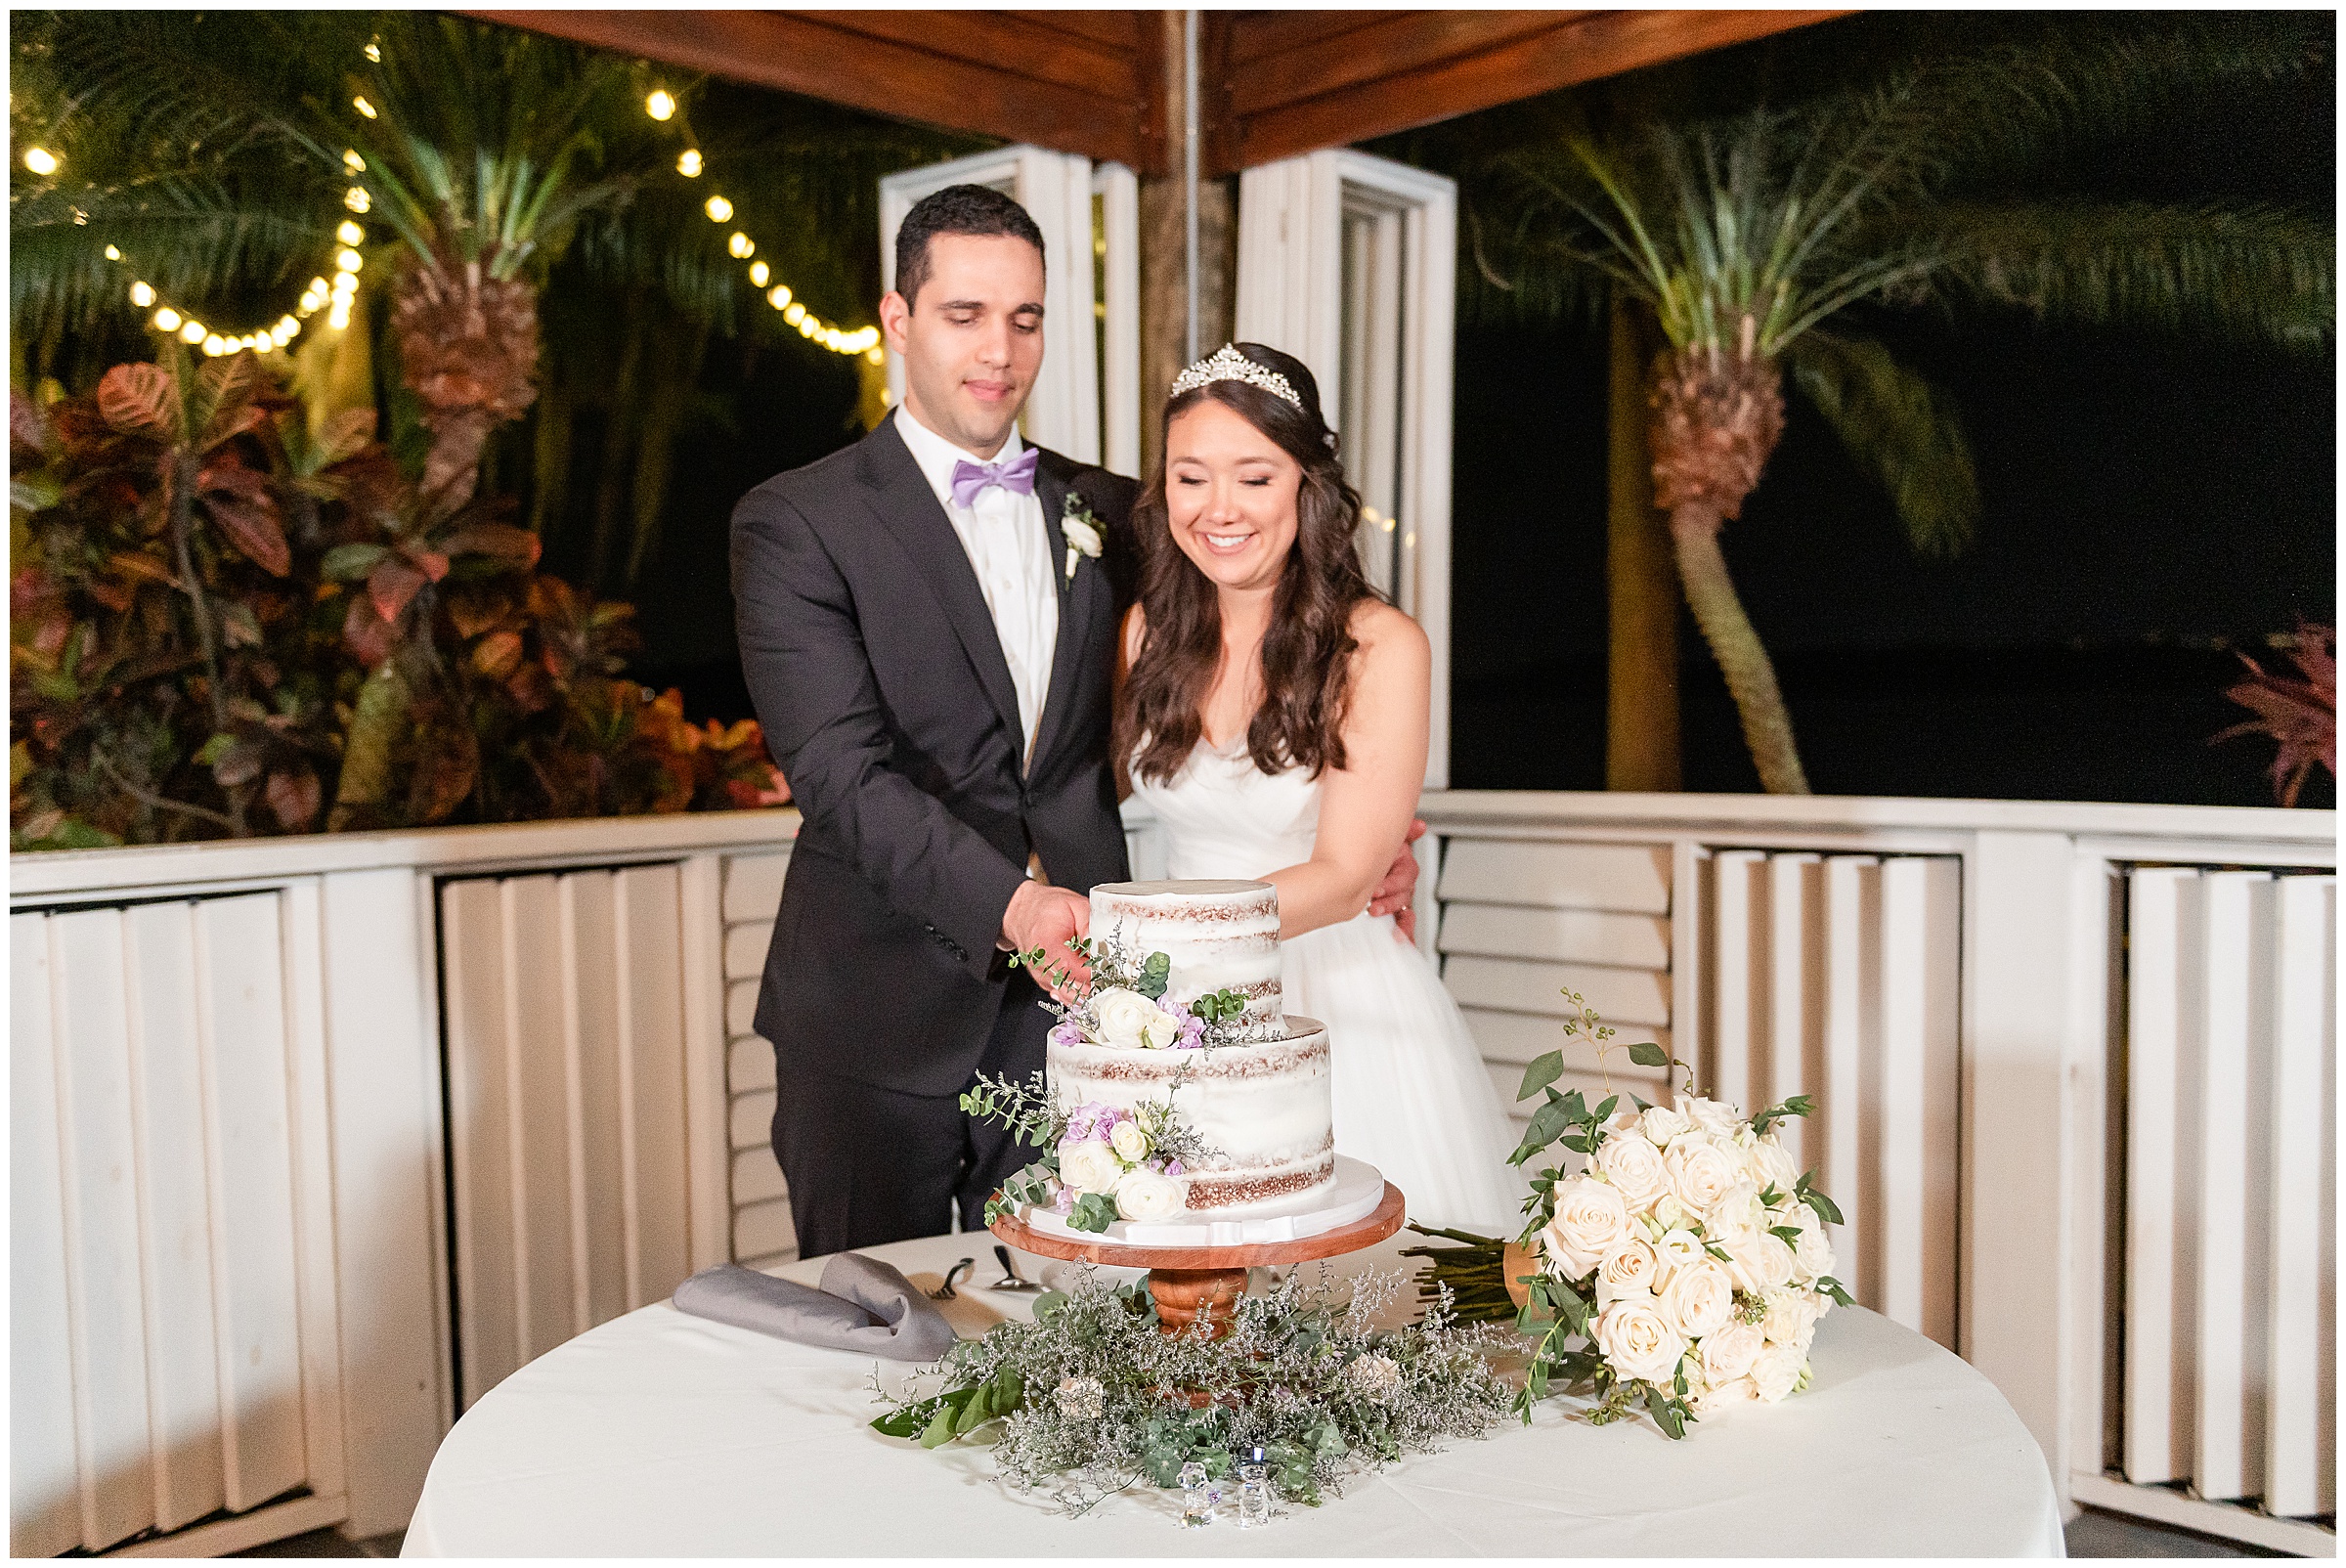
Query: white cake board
[{"left": 1019, "top": 1154, "right": 1387, "bottom": 1249}]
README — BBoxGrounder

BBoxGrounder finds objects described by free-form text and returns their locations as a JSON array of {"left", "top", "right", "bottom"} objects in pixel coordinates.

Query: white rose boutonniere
[{"left": 1061, "top": 494, "right": 1104, "bottom": 582}]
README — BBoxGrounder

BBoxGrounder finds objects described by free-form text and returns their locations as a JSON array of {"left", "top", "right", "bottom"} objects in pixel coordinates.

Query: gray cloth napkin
[{"left": 670, "top": 1254, "right": 959, "bottom": 1362}]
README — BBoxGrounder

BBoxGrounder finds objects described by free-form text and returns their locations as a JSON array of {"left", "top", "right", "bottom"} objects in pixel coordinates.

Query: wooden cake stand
[{"left": 988, "top": 1182, "right": 1406, "bottom": 1337}]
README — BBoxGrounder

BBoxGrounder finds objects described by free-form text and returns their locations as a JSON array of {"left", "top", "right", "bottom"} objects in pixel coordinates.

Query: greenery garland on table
[{"left": 871, "top": 1267, "right": 1512, "bottom": 1515}]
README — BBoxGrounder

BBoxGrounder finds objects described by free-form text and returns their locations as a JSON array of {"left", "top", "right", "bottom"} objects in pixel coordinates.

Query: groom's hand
[
  {"left": 1002, "top": 881, "right": 1093, "bottom": 1002},
  {"left": 1368, "top": 818, "right": 1428, "bottom": 943}
]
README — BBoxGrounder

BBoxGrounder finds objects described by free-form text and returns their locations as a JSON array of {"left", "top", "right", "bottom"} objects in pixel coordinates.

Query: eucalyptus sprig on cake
[
  {"left": 870, "top": 1266, "right": 1512, "bottom": 1516},
  {"left": 1413, "top": 990, "right": 1854, "bottom": 1439}
]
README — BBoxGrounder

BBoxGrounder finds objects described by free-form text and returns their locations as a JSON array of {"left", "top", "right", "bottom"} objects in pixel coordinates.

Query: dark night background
[{"left": 622, "top": 13, "right": 2336, "bottom": 809}]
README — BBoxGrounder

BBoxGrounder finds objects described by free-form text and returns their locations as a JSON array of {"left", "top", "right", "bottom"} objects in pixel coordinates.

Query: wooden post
[
  {"left": 1605, "top": 294, "right": 1681, "bottom": 792},
  {"left": 1138, "top": 10, "right": 1236, "bottom": 479}
]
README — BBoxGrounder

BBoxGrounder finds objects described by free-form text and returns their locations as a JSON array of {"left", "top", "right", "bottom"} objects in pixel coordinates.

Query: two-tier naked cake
[{"left": 1030, "top": 879, "right": 1386, "bottom": 1246}]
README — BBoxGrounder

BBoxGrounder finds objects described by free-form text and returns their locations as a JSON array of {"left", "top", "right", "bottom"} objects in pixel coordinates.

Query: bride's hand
[{"left": 1366, "top": 818, "right": 1428, "bottom": 941}]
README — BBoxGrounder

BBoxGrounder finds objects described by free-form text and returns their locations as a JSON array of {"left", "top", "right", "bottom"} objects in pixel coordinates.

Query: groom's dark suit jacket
[{"left": 731, "top": 418, "right": 1139, "bottom": 1100}]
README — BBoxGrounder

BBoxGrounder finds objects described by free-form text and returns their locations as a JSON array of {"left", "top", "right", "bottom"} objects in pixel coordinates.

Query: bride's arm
[{"left": 1264, "top": 602, "right": 1429, "bottom": 939}]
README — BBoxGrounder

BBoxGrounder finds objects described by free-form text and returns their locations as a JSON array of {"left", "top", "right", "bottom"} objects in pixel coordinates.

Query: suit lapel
[
  {"left": 1028, "top": 450, "right": 1093, "bottom": 772},
  {"left": 854, "top": 422, "right": 1023, "bottom": 750}
]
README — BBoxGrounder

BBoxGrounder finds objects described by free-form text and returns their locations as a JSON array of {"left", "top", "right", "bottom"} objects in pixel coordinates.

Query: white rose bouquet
[
  {"left": 1506, "top": 992, "right": 1852, "bottom": 1437},
  {"left": 1410, "top": 990, "right": 1851, "bottom": 1439}
]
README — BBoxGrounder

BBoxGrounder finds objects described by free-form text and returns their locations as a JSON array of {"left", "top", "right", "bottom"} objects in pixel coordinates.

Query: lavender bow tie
[{"left": 948, "top": 448, "right": 1038, "bottom": 509}]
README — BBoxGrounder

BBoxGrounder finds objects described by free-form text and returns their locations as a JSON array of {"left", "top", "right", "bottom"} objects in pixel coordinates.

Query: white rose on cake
[
  {"left": 1593, "top": 1296, "right": 1687, "bottom": 1385},
  {"left": 1541, "top": 1176, "right": 1630, "bottom": 1279},
  {"left": 1113, "top": 1164, "right": 1185, "bottom": 1221},
  {"left": 1059, "top": 1140, "right": 1122, "bottom": 1196},
  {"left": 1658, "top": 1257, "right": 1736, "bottom": 1341},
  {"left": 1092, "top": 987, "right": 1179, "bottom": 1049},
  {"left": 1108, "top": 1119, "right": 1152, "bottom": 1163},
  {"left": 1593, "top": 1132, "right": 1670, "bottom": 1210}
]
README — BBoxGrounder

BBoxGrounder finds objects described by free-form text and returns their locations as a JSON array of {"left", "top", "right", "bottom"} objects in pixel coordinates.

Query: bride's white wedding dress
[{"left": 1128, "top": 734, "right": 1525, "bottom": 1234}]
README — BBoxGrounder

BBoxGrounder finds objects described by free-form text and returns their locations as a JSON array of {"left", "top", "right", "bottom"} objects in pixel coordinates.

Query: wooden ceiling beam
[
  {"left": 1213, "top": 9, "right": 1852, "bottom": 175},
  {"left": 465, "top": 9, "right": 1155, "bottom": 169}
]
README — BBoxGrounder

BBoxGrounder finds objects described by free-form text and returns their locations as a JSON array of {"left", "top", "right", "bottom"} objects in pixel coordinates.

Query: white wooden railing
[{"left": 11, "top": 791, "right": 2334, "bottom": 1555}]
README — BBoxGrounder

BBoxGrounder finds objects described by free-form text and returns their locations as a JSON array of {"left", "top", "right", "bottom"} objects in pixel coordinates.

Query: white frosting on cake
[
  {"left": 1088, "top": 879, "right": 1283, "bottom": 1035},
  {"left": 1048, "top": 1020, "right": 1334, "bottom": 1212}
]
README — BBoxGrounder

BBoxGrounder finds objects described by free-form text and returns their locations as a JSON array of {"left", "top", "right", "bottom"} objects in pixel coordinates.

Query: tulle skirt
[{"left": 1281, "top": 910, "right": 1526, "bottom": 1236}]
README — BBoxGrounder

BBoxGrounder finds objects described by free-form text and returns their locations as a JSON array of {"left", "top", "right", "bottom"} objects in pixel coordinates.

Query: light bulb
[
  {"left": 310, "top": 277, "right": 331, "bottom": 296},
  {"left": 364, "top": 39, "right": 381, "bottom": 63},
  {"left": 866, "top": 346, "right": 885, "bottom": 365},
  {"left": 676, "top": 149, "right": 702, "bottom": 178},
  {"left": 179, "top": 321, "right": 206, "bottom": 344},
  {"left": 345, "top": 186, "right": 370, "bottom": 213},
  {"left": 645, "top": 89, "right": 675, "bottom": 121},
  {"left": 748, "top": 261, "right": 768, "bottom": 287},
  {"left": 353, "top": 96, "right": 376, "bottom": 119},
  {"left": 299, "top": 293, "right": 321, "bottom": 314},
  {"left": 337, "top": 220, "right": 365, "bottom": 245},
  {"left": 727, "top": 232, "right": 754, "bottom": 259},
  {"left": 152, "top": 307, "right": 182, "bottom": 331},
  {"left": 336, "top": 248, "right": 363, "bottom": 273},
  {"left": 22, "top": 147, "right": 57, "bottom": 175},
  {"left": 782, "top": 301, "right": 804, "bottom": 325},
  {"left": 129, "top": 281, "right": 155, "bottom": 307},
  {"left": 767, "top": 284, "right": 791, "bottom": 310},
  {"left": 104, "top": 244, "right": 121, "bottom": 261},
  {"left": 203, "top": 334, "right": 226, "bottom": 356},
  {"left": 344, "top": 149, "right": 366, "bottom": 173},
  {"left": 327, "top": 302, "right": 352, "bottom": 330},
  {"left": 704, "top": 195, "right": 732, "bottom": 223},
  {"left": 278, "top": 316, "right": 298, "bottom": 335}
]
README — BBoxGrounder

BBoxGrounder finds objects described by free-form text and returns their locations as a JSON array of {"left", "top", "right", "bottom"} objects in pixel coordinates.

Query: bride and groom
[{"left": 734, "top": 184, "right": 1517, "bottom": 1258}]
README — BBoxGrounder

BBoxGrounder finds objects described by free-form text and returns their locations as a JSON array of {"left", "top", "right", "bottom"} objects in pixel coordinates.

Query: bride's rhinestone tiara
[{"left": 1171, "top": 343, "right": 1303, "bottom": 412}]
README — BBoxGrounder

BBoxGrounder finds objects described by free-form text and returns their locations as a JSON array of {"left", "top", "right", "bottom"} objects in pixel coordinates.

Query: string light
[
  {"left": 345, "top": 186, "right": 370, "bottom": 213},
  {"left": 353, "top": 96, "right": 377, "bottom": 119},
  {"left": 638, "top": 93, "right": 874, "bottom": 362},
  {"left": 129, "top": 281, "right": 154, "bottom": 308},
  {"left": 344, "top": 149, "right": 367, "bottom": 173},
  {"left": 22, "top": 147, "right": 58, "bottom": 175},
  {"left": 152, "top": 307, "right": 181, "bottom": 332}
]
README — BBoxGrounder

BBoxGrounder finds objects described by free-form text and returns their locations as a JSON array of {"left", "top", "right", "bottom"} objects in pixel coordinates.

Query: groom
[{"left": 733, "top": 185, "right": 1417, "bottom": 1256}]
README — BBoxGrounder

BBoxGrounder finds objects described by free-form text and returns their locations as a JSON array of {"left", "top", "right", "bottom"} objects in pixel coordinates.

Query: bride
[{"left": 1114, "top": 342, "right": 1523, "bottom": 1234}]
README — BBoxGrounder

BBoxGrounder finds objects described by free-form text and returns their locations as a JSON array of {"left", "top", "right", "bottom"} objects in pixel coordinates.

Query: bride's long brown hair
[{"left": 1120, "top": 343, "right": 1380, "bottom": 787}]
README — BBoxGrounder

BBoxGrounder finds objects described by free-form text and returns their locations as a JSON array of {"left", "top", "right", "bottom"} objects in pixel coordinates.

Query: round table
[{"left": 403, "top": 1231, "right": 2064, "bottom": 1557}]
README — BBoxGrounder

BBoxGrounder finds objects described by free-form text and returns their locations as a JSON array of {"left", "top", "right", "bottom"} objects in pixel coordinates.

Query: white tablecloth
[{"left": 404, "top": 1231, "right": 2064, "bottom": 1557}]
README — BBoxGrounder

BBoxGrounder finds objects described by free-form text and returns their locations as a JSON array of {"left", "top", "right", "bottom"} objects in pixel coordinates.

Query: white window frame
[
  {"left": 879, "top": 147, "right": 1141, "bottom": 476},
  {"left": 1237, "top": 150, "right": 1457, "bottom": 788}
]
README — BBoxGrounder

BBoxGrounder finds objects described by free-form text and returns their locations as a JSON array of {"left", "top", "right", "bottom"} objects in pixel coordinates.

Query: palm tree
[{"left": 1459, "top": 17, "right": 2332, "bottom": 793}]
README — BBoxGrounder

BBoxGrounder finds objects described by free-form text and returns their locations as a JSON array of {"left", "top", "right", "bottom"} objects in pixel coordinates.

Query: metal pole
[{"left": 1183, "top": 7, "right": 1199, "bottom": 365}]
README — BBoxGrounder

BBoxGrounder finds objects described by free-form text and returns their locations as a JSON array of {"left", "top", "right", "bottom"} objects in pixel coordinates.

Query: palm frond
[
  {"left": 1787, "top": 331, "right": 1978, "bottom": 557},
  {"left": 1916, "top": 200, "right": 2333, "bottom": 350}
]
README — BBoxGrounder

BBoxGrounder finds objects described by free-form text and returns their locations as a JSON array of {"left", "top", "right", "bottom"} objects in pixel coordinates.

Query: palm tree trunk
[
  {"left": 1606, "top": 295, "right": 1680, "bottom": 791},
  {"left": 1669, "top": 504, "right": 1809, "bottom": 795}
]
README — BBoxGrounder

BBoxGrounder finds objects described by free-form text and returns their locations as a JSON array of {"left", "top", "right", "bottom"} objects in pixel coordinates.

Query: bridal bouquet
[
  {"left": 965, "top": 1071, "right": 1215, "bottom": 1232},
  {"left": 1503, "top": 994, "right": 1853, "bottom": 1437}
]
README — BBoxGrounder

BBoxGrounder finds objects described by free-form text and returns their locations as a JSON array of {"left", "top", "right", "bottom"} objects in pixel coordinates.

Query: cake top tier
[{"left": 1088, "top": 879, "right": 1283, "bottom": 1036}]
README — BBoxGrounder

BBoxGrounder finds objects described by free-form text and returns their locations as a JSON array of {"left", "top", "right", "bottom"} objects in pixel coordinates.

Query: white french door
[
  {"left": 1236, "top": 150, "right": 1456, "bottom": 787},
  {"left": 879, "top": 147, "right": 1142, "bottom": 477}
]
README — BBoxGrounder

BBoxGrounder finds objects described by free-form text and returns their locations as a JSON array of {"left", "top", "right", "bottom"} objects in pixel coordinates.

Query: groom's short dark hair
[{"left": 895, "top": 185, "right": 1046, "bottom": 308}]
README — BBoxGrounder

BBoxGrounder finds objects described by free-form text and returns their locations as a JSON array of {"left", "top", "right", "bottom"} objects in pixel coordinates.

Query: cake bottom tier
[{"left": 1020, "top": 1154, "right": 1387, "bottom": 1248}]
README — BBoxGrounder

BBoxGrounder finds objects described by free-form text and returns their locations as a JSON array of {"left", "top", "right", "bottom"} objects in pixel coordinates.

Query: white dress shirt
[{"left": 893, "top": 405, "right": 1058, "bottom": 767}]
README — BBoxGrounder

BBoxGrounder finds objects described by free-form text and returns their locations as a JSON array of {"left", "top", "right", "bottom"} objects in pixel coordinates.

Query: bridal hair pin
[{"left": 1172, "top": 343, "right": 1304, "bottom": 413}]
